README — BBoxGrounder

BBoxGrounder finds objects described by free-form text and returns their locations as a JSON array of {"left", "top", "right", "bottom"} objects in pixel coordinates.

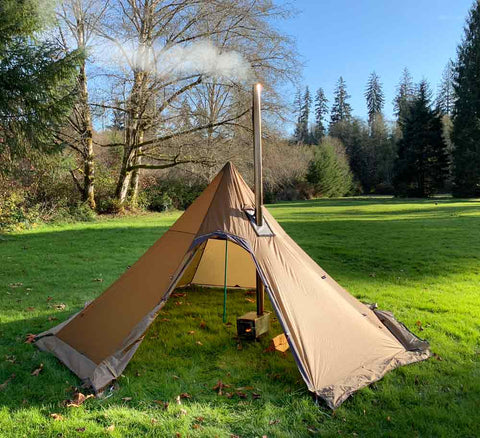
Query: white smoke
[{"left": 99, "top": 40, "right": 251, "bottom": 81}]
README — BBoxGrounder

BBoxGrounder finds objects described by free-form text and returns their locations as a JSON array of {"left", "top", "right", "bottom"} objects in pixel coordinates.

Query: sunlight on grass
[{"left": 0, "top": 198, "right": 479, "bottom": 436}]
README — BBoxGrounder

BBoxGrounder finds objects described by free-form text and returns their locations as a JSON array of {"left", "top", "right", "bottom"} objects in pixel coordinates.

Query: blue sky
[{"left": 276, "top": 0, "right": 473, "bottom": 122}]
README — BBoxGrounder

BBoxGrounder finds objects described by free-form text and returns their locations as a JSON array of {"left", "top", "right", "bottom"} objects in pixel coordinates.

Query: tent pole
[
  {"left": 223, "top": 239, "right": 228, "bottom": 323},
  {"left": 253, "top": 83, "right": 265, "bottom": 316}
]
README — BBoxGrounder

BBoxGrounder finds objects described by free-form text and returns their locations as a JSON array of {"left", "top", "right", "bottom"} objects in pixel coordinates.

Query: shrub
[
  {"left": 0, "top": 186, "right": 40, "bottom": 231},
  {"left": 263, "top": 141, "right": 313, "bottom": 203},
  {"left": 306, "top": 137, "right": 353, "bottom": 197},
  {"left": 141, "top": 178, "right": 207, "bottom": 212}
]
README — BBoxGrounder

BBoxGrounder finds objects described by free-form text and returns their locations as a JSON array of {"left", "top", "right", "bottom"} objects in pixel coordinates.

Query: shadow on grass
[{"left": 268, "top": 197, "right": 480, "bottom": 210}]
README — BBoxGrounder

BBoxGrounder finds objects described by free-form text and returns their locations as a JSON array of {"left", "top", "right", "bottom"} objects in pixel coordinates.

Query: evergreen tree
[
  {"left": 292, "top": 87, "right": 303, "bottom": 142},
  {"left": 0, "top": 0, "right": 81, "bottom": 158},
  {"left": 306, "top": 137, "right": 353, "bottom": 197},
  {"left": 329, "top": 77, "right": 352, "bottom": 131},
  {"left": 393, "top": 67, "right": 415, "bottom": 121},
  {"left": 365, "top": 72, "right": 385, "bottom": 131},
  {"left": 394, "top": 80, "right": 449, "bottom": 197},
  {"left": 293, "top": 86, "right": 312, "bottom": 144},
  {"left": 313, "top": 87, "right": 328, "bottom": 142},
  {"left": 452, "top": 1, "right": 480, "bottom": 197},
  {"left": 436, "top": 59, "right": 456, "bottom": 116}
]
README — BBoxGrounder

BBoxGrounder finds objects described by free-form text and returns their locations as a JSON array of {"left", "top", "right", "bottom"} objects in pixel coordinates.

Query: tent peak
[{"left": 222, "top": 161, "right": 235, "bottom": 171}]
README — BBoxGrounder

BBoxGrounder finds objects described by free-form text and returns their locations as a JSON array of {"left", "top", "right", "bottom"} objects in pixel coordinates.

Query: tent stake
[{"left": 223, "top": 239, "right": 228, "bottom": 323}]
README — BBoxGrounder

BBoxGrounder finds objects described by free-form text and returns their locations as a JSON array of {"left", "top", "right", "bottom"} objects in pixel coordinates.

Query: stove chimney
[
  {"left": 253, "top": 83, "right": 263, "bottom": 227},
  {"left": 252, "top": 83, "right": 265, "bottom": 316}
]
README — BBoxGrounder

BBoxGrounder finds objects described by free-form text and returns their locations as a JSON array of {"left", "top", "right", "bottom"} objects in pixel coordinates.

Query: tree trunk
[
  {"left": 130, "top": 131, "right": 144, "bottom": 206},
  {"left": 77, "top": 26, "right": 95, "bottom": 209},
  {"left": 115, "top": 146, "right": 134, "bottom": 205}
]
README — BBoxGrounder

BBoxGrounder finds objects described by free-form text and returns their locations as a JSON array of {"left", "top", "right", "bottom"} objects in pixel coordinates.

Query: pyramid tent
[{"left": 35, "top": 162, "right": 430, "bottom": 408}]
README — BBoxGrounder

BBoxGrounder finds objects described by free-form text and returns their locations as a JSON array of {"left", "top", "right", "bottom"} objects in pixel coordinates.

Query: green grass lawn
[{"left": 1, "top": 199, "right": 480, "bottom": 437}]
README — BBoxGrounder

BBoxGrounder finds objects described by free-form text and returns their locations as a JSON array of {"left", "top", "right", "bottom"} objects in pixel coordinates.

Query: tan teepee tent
[{"left": 35, "top": 162, "right": 430, "bottom": 408}]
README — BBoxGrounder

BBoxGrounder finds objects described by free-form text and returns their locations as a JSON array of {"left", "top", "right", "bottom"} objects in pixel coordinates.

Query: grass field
[{"left": 0, "top": 198, "right": 479, "bottom": 437}]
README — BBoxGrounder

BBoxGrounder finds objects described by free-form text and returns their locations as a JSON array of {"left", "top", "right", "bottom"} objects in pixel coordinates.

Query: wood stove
[{"left": 237, "top": 311, "right": 271, "bottom": 339}]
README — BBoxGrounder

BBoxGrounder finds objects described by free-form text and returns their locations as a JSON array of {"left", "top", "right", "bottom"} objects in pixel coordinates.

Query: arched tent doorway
[{"left": 177, "top": 237, "right": 257, "bottom": 290}]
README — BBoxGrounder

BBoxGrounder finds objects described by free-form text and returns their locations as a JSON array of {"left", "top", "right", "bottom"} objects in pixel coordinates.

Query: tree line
[
  {"left": 293, "top": 66, "right": 454, "bottom": 197},
  {"left": 2, "top": 0, "right": 480, "bottom": 231},
  {"left": 294, "top": 1, "right": 480, "bottom": 198},
  {"left": 0, "top": 0, "right": 300, "bottom": 229}
]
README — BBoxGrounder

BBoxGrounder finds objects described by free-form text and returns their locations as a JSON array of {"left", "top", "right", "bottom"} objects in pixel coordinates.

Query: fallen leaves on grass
[
  {"left": 46, "top": 296, "right": 53, "bottom": 302},
  {"left": 105, "top": 424, "right": 115, "bottom": 432},
  {"left": 188, "top": 330, "right": 195, "bottom": 335},
  {"left": 53, "top": 303, "right": 66, "bottom": 311},
  {"left": 122, "top": 397, "right": 132, "bottom": 402},
  {"left": 93, "top": 278, "right": 104, "bottom": 282},
  {"left": 0, "top": 374, "right": 15, "bottom": 390},
  {"left": 9, "top": 282, "right": 23, "bottom": 288},
  {"left": 50, "top": 413, "right": 64, "bottom": 421},
  {"left": 161, "top": 318, "right": 170, "bottom": 322},
  {"left": 26, "top": 307, "right": 35, "bottom": 312},
  {"left": 175, "top": 301, "right": 183, "bottom": 306},
  {"left": 31, "top": 363, "right": 43, "bottom": 376},
  {"left": 151, "top": 418, "right": 158, "bottom": 424},
  {"left": 196, "top": 341, "right": 203, "bottom": 346},
  {"left": 179, "top": 393, "right": 191, "bottom": 399},
  {"left": 236, "top": 391, "right": 247, "bottom": 399},
  {"left": 213, "top": 380, "right": 231, "bottom": 395},
  {"left": 433, "top": 353, "right": 443, "bottom": 361},
  {"left": 415, "top": 320, "right": 424, "bottom": 331},
  {"left": 199, "top": 321, "right": 207, "bottom": 329},
  {"left": 245, "top": 298, "right": 255, "bottom": 303},
  {"left": 269, "top": 419, "right": 280, "bottom": 425},
  {"left": 235, "top": 386, "right": 254, "bottom": 391},
  {"left": 154, "top": 400, "right": 169, "bottom": 410},
  {"left": 75, "top": 427, "right": 86, "bottom": 432},
  {"left": 252, "top": 392, "right": 261, "bottom": 399},
  {"left": 65, "top": 392, "right": 94, "bottom": 407},
  {"left": 172, "top": 292, "right": 186, "bottom": 298},
  {"left": 5, "top": 355, "right": 16, "bottom": 364},
  {"left": 48, "top": 316, "right": 58, "bottom": 321}
]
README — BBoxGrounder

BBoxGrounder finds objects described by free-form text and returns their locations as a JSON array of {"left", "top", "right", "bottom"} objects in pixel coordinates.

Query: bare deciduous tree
[
  {"left": 92, "top": 0, "right": 297, "bottom": 206},
  {"left": 55, "top": 0, "right": 109, "bottom": 209}
]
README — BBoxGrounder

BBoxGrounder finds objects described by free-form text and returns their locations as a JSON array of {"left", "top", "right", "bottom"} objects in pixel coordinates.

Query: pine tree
[
  {"left": 394, "top": 80, "right": 449, "bottom": 197},
  {"left": 393, "top": 67, "right": 415, "bottom": 121},
  {"left": 313, "top": 88, "right": 328, "bottom": 143},
  {"left": 306, "top": 137, "right": 353, "bottom": 197},
  {"left": 452, "top": 1, "right": 480, "bottom": 197},
  {"left": 292, "top": 87, "right": 303, "bottom": 143},
  {"left": 293, "top": 86, "right": 312, "bottom": 144},
  {"left": 0, "top": 0, "right": 81, "bottom": 157},
  {"left": 329, "top": 77, "right": 352, "bottom": 131},
  {"left": 436, "top": 59, "right": 456, "bottom": 116},
  {"left": 365, "top": 72, "right": 385, "bottom": 131}
]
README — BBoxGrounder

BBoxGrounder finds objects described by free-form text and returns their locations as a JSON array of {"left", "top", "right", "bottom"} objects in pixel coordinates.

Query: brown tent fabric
[{"left": 34, "top": 162, "right": 430, "bottom": 408}]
